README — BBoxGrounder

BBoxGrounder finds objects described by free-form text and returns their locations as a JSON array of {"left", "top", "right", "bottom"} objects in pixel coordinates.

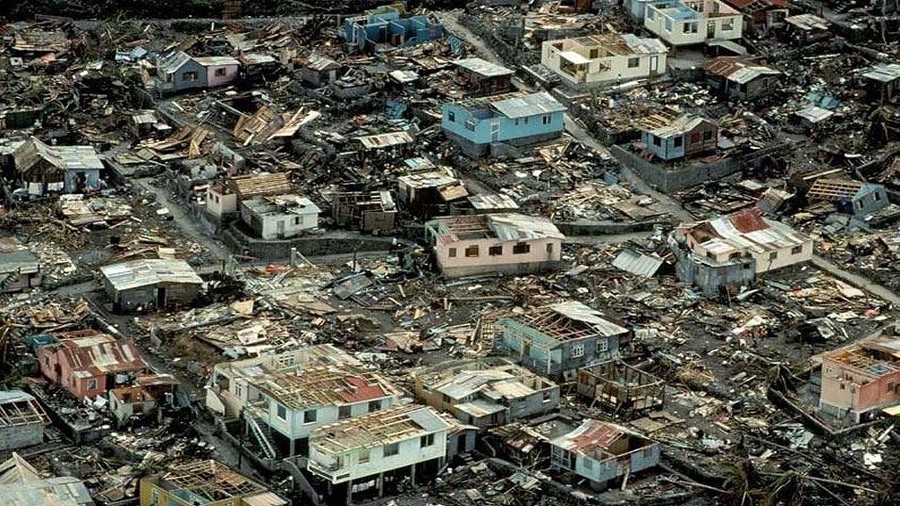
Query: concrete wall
[
  {"left": 243, "top": 207, "right": 319, "bottom": 240},
  {"left": 684, "top": 232, "right": 813, "bottom": 274},
  {"left": 0, "top": 423, "right": 43, "bottom": 450},
  {"left": 204, "top": 64, "right": 240, "bottom": 88},
  {"left": 820, "top": 358, "right": 900, "bottom": 422},
  {"left": 223, "top": 224, "right": 405, "bottom": 261},
  {"left": 610, "top": 145, "right": 743, "bottom": 193},
  {"left": 206, "top": 188, "right": 238, "bottom": 217}
]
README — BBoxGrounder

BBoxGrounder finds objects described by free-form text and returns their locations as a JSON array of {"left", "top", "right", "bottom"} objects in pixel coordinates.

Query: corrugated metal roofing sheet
[
  {"left": 491, "top": 92, "right": 566, "bottom": 119},
  {"left": 455, "top": 57, "right": 514, "bottom": 77},
  {"left": 100, "top": 259, "right": 202, "bottom": 292},
  {"left": 612, "top": 250, "right": 663, "bottom": 277}
]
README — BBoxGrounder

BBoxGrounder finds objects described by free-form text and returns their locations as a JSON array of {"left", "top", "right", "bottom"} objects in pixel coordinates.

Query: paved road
[{"left": 134, "top": 177, "right": 233, "bottom": 261}]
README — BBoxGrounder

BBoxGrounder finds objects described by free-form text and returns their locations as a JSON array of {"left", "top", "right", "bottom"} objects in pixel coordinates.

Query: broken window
[
  {"left": 304, "top": 409, "right": 317, "bottom": 423},
  {"left": 589, "top": 48, "right": 599, "bottom": 59},
  {"left": 571, "top": 343, "right": 585, "bottom": 358},
  {"left": 542, "top": 114, "right": 551, "bottom": 125},
  {"left": 703, "top": 130, "right": 713, "bottom": 141},
  {"left": 420, "top": 434, "right": 435, "bottom": 447},
  {"left": 722, "top": 19, "right": 734, "bottom": 31},
  {"left": 182, "top": 71, "right": 198, "bottom": 81},
  {"left": 448, "top": 248, "right": 457, "bottom": 258},
  {"left": 683, "top": 22, "right": 698, "bottom": 33},
  {"left": 627, "top": 57, "right": 640, "bottom": 68},
  {"left": 214, "top": 67, "right": 228, "bottom": 77},
  {"left": 465, "top": 119, "right": 476, "bottom": 131},
  {"left": 489, "top": 245, "right": 503, "bottom": 256},
  {"left": 87, "top": 379, "right": 98, "bottom": 390},
  {"left": 368, "top": 400, "right": 381, "bottom": 412},
  {"left": 546, "top": 243, "right": 554, "bottom": 254},
  {"left": 647, "top": 9, "right": 655, "bottom": 21},
  {"left": 514, "top": 118, "right": 520, "bottom": 126},
  {"left": 513, "top": 243, "right": 531, "bottom": 254},
  {"left": 384, "top": 442, "right": 400, "bottom": 457},
  {"left": 276, "top": 403, "right": 287, "bottom": 421},
  {"left": 769, "top": 252, "right": 778, "bottom": 261},
  {"left": 674, "top": 137, "right": 683, "bottom": 148},
  {"left": 542, "top": 390, "right": 553, "bottom": 402},
  {"left": 583, "top": 458, "right": 593, "bottom": 469},
  {"left": 339, "top": 405, "right": 351, "bottom": 419},
  {"left": 359, "top": 448, "right": 370, "bottom": 463},
  {"left": 653, "top": 136, "right": 661, "bottom": 147},
  {"left": 465, "top": 245, "right": 479, "bottom": 257},
  {"left": 448, "top": 111, "right": 455, "bottom": 122},
  {"left": 875, "top": 192, "right": 883, "bottom": 202},
  {"left": 597, "top": 339, "right": 609, "bottom": 352},
  {"left": 791, "top": 245, "right": 803, "bottom": 255},
  {"left": 294, "top": 216, "right": 302, "bottom": 225}
]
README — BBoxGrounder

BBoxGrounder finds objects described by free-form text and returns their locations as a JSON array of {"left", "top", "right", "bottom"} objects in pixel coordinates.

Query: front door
[
  {"left": 276, "top": 220, "right": 285, "bottom": 238},
  {"left": 708, "top": 21, "right": 716, "bottom": 38},
  {"left": 157, "top": 287, "right": 166, "bottom": 307}
]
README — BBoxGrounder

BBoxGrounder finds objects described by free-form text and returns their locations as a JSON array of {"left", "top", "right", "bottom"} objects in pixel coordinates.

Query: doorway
[{"left": 156, "top": 287, "right": 167, "bottom": 308}]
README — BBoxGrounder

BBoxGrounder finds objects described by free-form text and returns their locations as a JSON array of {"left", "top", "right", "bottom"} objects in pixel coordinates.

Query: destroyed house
[
  {"left": 721, "top": 0, "right": 789, "bottom": 28},
  {"left": 671, "top": 207, "right": 813, "bottom": 295},
  {"left": 0, "top": 236, "right": 42, "bottom": 293},
  {"left": 36, "top": 330, "right": 149, "bottom": 399},
  {"left": 704, "top": 57, "right": 781, "bottom": 100},
  {"left": 154, "top": 51, "right": 241, "bottom": 94},
  {"left": 139, "top": 459, "right": 288, "bottom": 506},
  {"left": 397, "top": 171, "right": 468, "bottom": 217},
  {"left": 577, "top": 361, "right": 665, "bottom": 417},
  {"left": 497, "top": 301, "right": 628, "bottom": 379},
  {"left": 206, "top": 172, "right": 292, "bottom": 219},
  {"left": 332, "top": 191, "right": 397, "bottom": 232},
  {"left": 820, "top": 337, "right": 900, "bottom": 422},
  {"left": 644, "top": 0, "right": 743, "bottom": 46},
  {"left": 342, "top": 6, "right": 443, "bottom": 50},
  {"left": 637, "top": 113, "right": 717, "bottom": 161},
  {"left": 425, "top": 213, "right": 564, "bottom": 278},
  {"left": 0, "top": 390, "right": 49, "bottom": 451},
  {"left": 108, "top": 374, "right": 179, "bottom": 427},
  {"left": 550, "top": 420, "right": 660, "bottom": 489},
  {"left": 298, "top": 54, "right": 341, "bottom": 87},
  {"left": 240, "top": 194, "right": 321, "bottom": 240},
  {"left": 11, "top": 137, "right": 104, "bottom": 195},
  {"left": 861, "top": 63, "right": 900, "bottom": 104},
  {"left": 441, "top": 92, "right": 566, "bottom": 158},
  {"left": 411, "top": 358, "right": 559, "bottom": 428},
  {"left": 805, "top": 178, "right": 888, "bottom": 217},
  {"left": 207, "top": 345, "right": 401, "bottom": 458},
  {"left": 100, "top": 259, "right": 203, "bottom": 312},
  {"left": 307, "top": 404, "right": 450, "bottom": 497},
  {"left": 783, "top": 14, "right": 830, "bottom": 41},
  {"left": 453, "top": 58, "right": 515, "bottom": 97},
  {"left": 541, "top": 34, "right": 667, "bottom": 88},
  {"left": 0, "top": 453, "right": 93, "bottom": 506}
]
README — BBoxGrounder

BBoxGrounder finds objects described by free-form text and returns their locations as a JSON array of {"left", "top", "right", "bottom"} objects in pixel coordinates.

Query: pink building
[
  {"left": 425, "top": 213, "right": 564, "bottom": 278},
  {"left": 36, "top": 330, "right": 149, "bottom": 399},
  {"left": 820, "top": 336, "right": 900, "bottom": 422}
]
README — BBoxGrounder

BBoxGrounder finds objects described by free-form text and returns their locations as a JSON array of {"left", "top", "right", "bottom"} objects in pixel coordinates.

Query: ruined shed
[
  {"left": 0, "top": 236, "right": 42, "bottom": 293},
  {"left": 577, "top": 361, "right": 665, "bottom": 417},
  {"left": 11, "top": 137, "right": 104, "bottom": 195},
  {"left": 806, "top": 178, "right": 888, "bottom": 217},
  {"left": 140, "top": 459, "right": 287, "bottom": 506},
  {"left": 454, "top": 57, "right": 514, "bottom": 97},
  {"left": 332, "top": 191, "right": 397, "bottom": 232},
  {"left": 0, "top": 390, "right": 49, "bottom": 451},
  {"left": 100, "top": 259, "right": 203, "bottom": 312}
]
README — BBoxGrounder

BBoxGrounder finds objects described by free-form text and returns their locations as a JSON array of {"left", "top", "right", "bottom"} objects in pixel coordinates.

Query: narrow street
[{"left": 811, "top": 255, "right": 900, "bottom": 306}]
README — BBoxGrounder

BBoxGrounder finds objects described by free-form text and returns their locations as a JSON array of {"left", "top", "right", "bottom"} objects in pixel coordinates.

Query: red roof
[
  {"left": 339, "top": 376, "right": 387, "bottom": 403},
  {"left": 728, "top": 207, "right": 768, "bottom": 234}
]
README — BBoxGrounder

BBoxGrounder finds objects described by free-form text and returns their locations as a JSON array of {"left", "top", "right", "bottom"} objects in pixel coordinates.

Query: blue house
[
  {"left": 497, "top": 301, "right": 628, "bottom": 380},
  {"left": 637, "top": 113, "right": 717, "bottom": 161},
  {"left": 441, "top": 91, "right": 567, "bottom": 158},
  {"left": 342, "top": 6, "right": 443, "bottom": 51},
  {"left": 624, "top": 0, "right": 652, "bottom": 20}
]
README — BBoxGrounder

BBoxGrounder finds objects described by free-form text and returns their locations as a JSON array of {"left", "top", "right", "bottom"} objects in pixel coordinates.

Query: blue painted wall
[
  {"left": 167, "top": 59, "right": 208, "bottom": 92},
  {"left": 343, "top": 11, "right": 442, "bottom": 48},
  {"left": 441, "top": 104, "right": 564, "bottom": 147},
  {"left": 641, "top": 131, "right": 686, "bottom": 161}
]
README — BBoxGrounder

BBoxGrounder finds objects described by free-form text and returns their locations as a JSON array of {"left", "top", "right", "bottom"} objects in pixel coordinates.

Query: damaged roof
[
  {"left": 491, "top": 92, "right": 566, "bottom": 119},
  {"left": 455, "top": 57, "right": 514, "bottom": 77},
  {"left": 705, "top": 57, "right": 781, "bottom": 84},
  {"left": 861, "top": 63, "right": 900, "bottom": 83},
  {"left": 45, "top": 331, "right": 147, "bottom": 378},
  {"left": 0, "top": 236, "right": 40, "bottom": 275},
  {"left": 13, "top": 138, "right": 103, "bottom": 174},
  {"left": 689, "top": 207, "right": 810, "bottom": 255},
  {"left": 100, "top": 259, "right": 203, "bottom": 292},
  {"left": 311, "top": 404, "right": 449, "bottom": 454},
  {"left": 0, "top": 454, "right": 92, "bottom": 506},
  {"left": 550, "top": 419, "right": 653, "bottom": 461},
  {"left": 429, "top": 213, "right": 564, "bottom": 243}
]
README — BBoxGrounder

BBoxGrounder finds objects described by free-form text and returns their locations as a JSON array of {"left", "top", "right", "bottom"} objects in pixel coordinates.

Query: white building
[
  {"left": 541, "top": 33, "right": 667, "bottom": 88},
  {"left": 644, "top": 0, "right": 743, "bottom": 46},
  {"left": 240, "top": 194, "right": 321, "bottom": 240},
  {"left": 425, "top": 213, "right": 565, "bottom": 278},
  {"left": 307, "top": 404, "right": 450, "bottom": 499}
]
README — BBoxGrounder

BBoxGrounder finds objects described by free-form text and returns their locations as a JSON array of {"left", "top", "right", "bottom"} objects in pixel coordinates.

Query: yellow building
[{"left": 140, "top": 460, "right": 288, "bottom": 506}]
